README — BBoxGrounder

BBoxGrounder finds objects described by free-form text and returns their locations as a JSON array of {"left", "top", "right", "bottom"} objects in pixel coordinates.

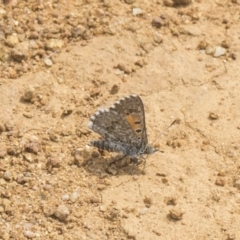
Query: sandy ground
[{"left": 0, "top": 0, "right": 240, "bottom": 239}]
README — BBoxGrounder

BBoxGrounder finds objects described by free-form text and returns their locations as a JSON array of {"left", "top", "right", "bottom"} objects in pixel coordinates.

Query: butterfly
[{"left": 88, "top": 95, "right": 157, "bottom": 163}]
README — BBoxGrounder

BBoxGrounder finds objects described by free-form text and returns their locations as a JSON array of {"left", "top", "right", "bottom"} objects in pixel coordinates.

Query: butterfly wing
[
  {"left": 108, "top": 95, "right": 148, "bottom": 152},
  {"left": 90, "top": 140, "right": 132, "bottom": 154},
  {"left": 88, "top": 95, "right": 148, "bottom": 155}
]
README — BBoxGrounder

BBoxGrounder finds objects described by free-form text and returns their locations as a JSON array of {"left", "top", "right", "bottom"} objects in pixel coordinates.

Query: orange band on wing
[{"left": 125, "top": 114, "right": 142, "bottom": 137}]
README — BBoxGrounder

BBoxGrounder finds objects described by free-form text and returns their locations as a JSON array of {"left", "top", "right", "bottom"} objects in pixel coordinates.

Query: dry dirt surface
[{"left": 1, "top": 0, "right": 240, "bottom": 239}]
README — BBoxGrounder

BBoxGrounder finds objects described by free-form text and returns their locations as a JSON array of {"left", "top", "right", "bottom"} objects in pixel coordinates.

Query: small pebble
[
  {"left": 140, "top": 207, "right": 148, "bottom": 215},
  {"left": 122, "top": 225, "right": 137, "bottom": 239},
  {"left": 221, "top": 40, "right": 230, "bottom": 48},
  {"left": 7, "top": 147, "right": 17, "bottom": 156},
  {"left": 43, "top": 57, "right": 53, "bottom": 67},
  {"left": 110, "top": 84, "right": 120, "bottom": 95},
  {"left": 91, "top": 151, "right": 100, "bottom": 158},
  {"left": 62, "top": 194, "right": 70, "bottom": 201},
  {"left": 205, "top": 45, "right": 214, "bottom": 55},
  {"left": 23, "top": 153, "right": 34, "bottom": 163},
  {"left": 213, "top": 46, "right": 226, "bottom": 57},
  {"left": 117, "top": 63, "right": 132, "bottom": 74},
  {"left": 23, "top": 112, "right": 33, "bottom": 118},
  {"left": 90, "top": 196, "right": 101, "bottom": 204},
  {"left": 162, "top": 178, "right": 168, "bottom": 184},
  {"left": 198, "top": 40, "right": 207, "bottom": 50},
  {"left": 3, "top": 171, "right": 12, "bottom": 181},
  {"left": 74, "top": 153, "right": 84, "bottom": 167},
  {"left": 229, "top": 53, "right": 237, "bottom": 60},
  {"left": 209, "top": 112, "right": 219, "bottom": 120},
  {"left": 156, "top": 172, "right": 167, "bottom": 177},
  {"left": 29, "top": 135, "right": 39, "bottom": 142},
  {"left": 5, "top": 35, "right": 19, "bottom": 47},
  {"left": 143, "top": 196, "right": 152, "bottom": 208},
  {"left": 70, "top": 191, "right": 78, "bottom": 202},
  {"left": 215, "top": 178, "right": 225, "bottom": 187},
  {"left": 0, "top": 8, "right": 6, "bottom": 14},
  {"left": 165, "top": 197, "right": 177, "bottom": 205},
  {"left": 153, "top": 34, "right": 163, "bottom": 44},
  {"left": 82, "top": 30, "right": 92, "bottom": 40},
  {"left": 115, "top": 69, "right": 123, "bottom": 75},
  {"left": 29, "top": 39, "right": 38, "bottom": 48},
  {"left": 218, "top": 169, "right": 226, "bottom": 177},
  {"left": 23, "top": 230, "right": 36, "bottom": 239},
  {"left": 71, "top": 25, "right": 86, "bottom": 38},
  {"left": 62, "top": 105, "right": 74, "bottom": 116},
  {"left": 11, "top": 48, "right": 28, "bottom": 62},
  {"left": 45, "top": 39, "right": 64, "bottom": 50},
  {"left": 132, "top": 8, "right": 143, "bottom": 16},
  {"left": 135, "top": 59, "right": 144, "bottom": 67},
  {"left": 23, "top": 88, "right": 35, "bottom": 101},
  {"left": 24, "top": 142, "right": 41, "bottom": 154},
  {"left": 54, "top": 204, "right": 70, "bottom": 221},
  {"left": 50, "top": 133, "right": 60, "bottom": 142},
  {"left": 99, "top": 205, "right": 106, "bottom": 212},
  {"left": 46, "top": 156, "right": 61, "bottom": 168},
  {"left": 152, "top": 17, "right": 165, "bottom": 28},
  {"left": 90, "top": 88, "right": 101, "bottom": 98},
  {"left": 168, "top": 208, "right": 184, "bottom": 220},
  {"left": 16, "top": 174, "right": 28, "bottom": 184}
]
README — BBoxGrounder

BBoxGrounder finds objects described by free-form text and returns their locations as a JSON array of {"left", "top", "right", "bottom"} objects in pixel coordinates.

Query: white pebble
[
  {"left": 0, "top": 8, "right": 6, "bottom": 14},
  {"left": 213, "top": 46, "right": 226, "bottom": 57},
  {"left": 62, "top": 194, "right": 70, "bottom": 201},
  {"left": 140, "top": 207, "right": 148, "bottom": 215},
  {"left": 44, "top": 57, "right": 53, "bottom": 66},
  {"left": 23, "top": 230, "right": 36, "bottom": 239},
  {"left": 70, "top": 191, "right": 78, "bottom": 202},
  {"left": 132, "top": 8, "right": 143, "bottom": 16}
]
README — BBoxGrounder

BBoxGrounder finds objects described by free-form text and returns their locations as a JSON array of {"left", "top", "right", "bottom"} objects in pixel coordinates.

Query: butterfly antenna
[{"left": 151, "top": 119, "right": 177, "bottom": 146}]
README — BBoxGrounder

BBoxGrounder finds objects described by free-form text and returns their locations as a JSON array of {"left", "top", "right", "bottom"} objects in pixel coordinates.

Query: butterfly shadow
[{"left": 82, "top": 151, "right": 146, "bottom": 177}]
